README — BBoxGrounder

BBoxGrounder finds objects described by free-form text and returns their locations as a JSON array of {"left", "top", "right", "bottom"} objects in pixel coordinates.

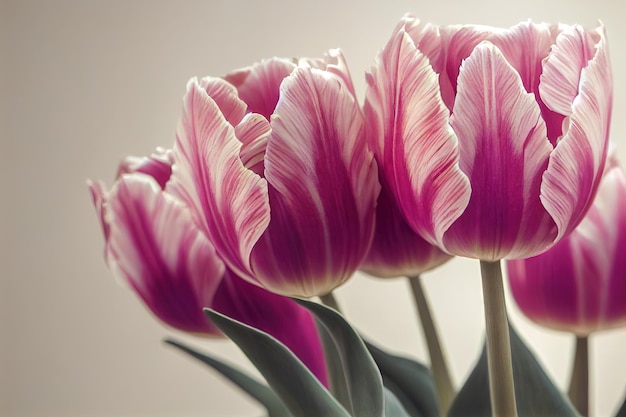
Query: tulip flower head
[
  {"left": 507, "top": 154, "right": 626, "bottom": 335},
  {"left": 89, "top": 149, "right": 327, "bottom": 382},
  {"left": 365, "top": 15, "right": 612, "bottom": 261},
  {"left": 167, "top": 50, "right": 380, "bottom": 297}
]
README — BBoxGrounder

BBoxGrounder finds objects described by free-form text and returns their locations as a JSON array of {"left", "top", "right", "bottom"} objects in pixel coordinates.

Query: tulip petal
[
  {"left": 250, "top": 65, "right": 378, "bottom": 297},
  {"left": 360, "top": 183, "right": 452, "bottom": 278},
  {"left": 115, "top": 147, "right": 174, "bottom": 189},
  {"left": 236, "top": 113, "right": 272, "bottom": 177},
  {"left": 167, "top": 77, "right": 270, "bottom": 283},
  {"left": 213, "top": 271, "right": 328, "bottom": 385},
  {"left": 365, "top": 29, "right": 470, "bottom": 248},
  {"left": 540, "top": 26, "right": 612, "bottom": 240},
  {"left": 445, "top": 42, "right": 556, "bottom": 260},
  {"left": 106, "top": 175, "right": 223, "bottom": 334},
  {"left": 223, "top": 57, "right": 296, "bottom": 120},
  {"left": 88, "top": 180, "right": 110, "bottom": 246},
  {"left": 539, "top": 25, "right": 598, "bottom": 116},
  {"left": 301, "top": 49, "right": 357, "bottom": 99}
]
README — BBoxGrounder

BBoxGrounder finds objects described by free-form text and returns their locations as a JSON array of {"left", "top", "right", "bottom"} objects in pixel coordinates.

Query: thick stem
[
  {"left": 568, "top": 336, "right": 589, "bottom": 417},
  {"left": 407, "top": 275, "right": 455, "bottom": 416},
  {"left": 480, "top": 260, "right": 518, "bottom": 417},
  {"left": 319, "top": 292, "right": 341, "bottom": 313}
]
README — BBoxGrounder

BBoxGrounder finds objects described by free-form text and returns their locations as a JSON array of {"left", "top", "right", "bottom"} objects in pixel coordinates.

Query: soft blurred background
[{"left": 2, "top": 0, "right": 626, "bottom": 416}]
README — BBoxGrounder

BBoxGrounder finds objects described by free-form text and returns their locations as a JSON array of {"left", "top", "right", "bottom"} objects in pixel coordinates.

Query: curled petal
[
  {"left": 167, "top": 78, "right": 270, "bottom": 283},
  {"left": 197, "top": 76, "right": 247, "bottom": 126},
  {"left": 251, "top": 66, "right": 379, "bottom": 297},
  {"left": 540, "top": 25, "right": 598, "bottom": 116},
  {"left": 365, "top": 28, "right": 470, "bottom": 248},
  {"left": 302, "top": 49, "right": 357, "bottom": 99},
  {"left": 223, "top": 58, "right": 296, "bottom": 120},
  {"left": 541, "top": 25, "right": 612, "bottom": 240},
  {"left": 88, "top": 180, "right": 110, "bottom": 247},
  {"left": 213, "top": 271, "right": 328, "bottom": 384},
  {"left": 106, "top": 175, "right": 224, "bottom": 335},
  {"left": 115, "top": 147, "right": 174, "bottom": 189},
  {"left": 445, "top": 42, "right": 556, "bottom": 260}
]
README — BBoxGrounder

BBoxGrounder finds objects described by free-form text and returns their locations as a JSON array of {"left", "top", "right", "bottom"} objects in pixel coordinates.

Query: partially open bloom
[
  {"left": 89, "top": 150, "right": 327, "bottom": 383},
  {"left": 167, "top": 51, "right": 379, "bottom": 297},
  {"left": 365, "top": 15, "right": 612, "bottom": 261},
  {"left": 360, "top": 179, "right": 452, "bottom": 278},
  {"left": 507, "top": 154, "right": 626, "bottom": 335}
]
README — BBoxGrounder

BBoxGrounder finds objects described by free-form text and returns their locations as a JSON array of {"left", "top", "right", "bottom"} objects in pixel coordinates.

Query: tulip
[
  {"left": 507, "top": 154, "right": 626, "bottom": 335},
  {"left": 365, "top": 14, "right": 612, "bottom": 261},
  {"left": 89, "top": 150, "right": 328, "bottom": 383},
  {"left": 167, "top": 51, "right": 379, "bottom": 298},
  {"left": 365, "top": 15, "right": 612, "bottom": 415}
]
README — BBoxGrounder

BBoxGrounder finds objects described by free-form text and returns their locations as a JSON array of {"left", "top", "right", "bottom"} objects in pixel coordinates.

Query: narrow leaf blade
[
  {"left": 448, "top": 324, "right": 580, "bottom": 417},
  {"left": 164, "top": 338, "right": 292, "bottom": 417},
  {"left": 366, "top": 341, "right": 440, "bottom": 417},
  {"left": 205, "top": 308, "right": 350, "bottom": 417},
  {"left": 295, "top": 299, "right": 385, "bottom": 417}
]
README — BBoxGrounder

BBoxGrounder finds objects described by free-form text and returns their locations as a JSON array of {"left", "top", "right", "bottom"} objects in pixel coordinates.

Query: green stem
[
  {"left": 407, "top": 275, "right": 455, "bottom": 416},
  {"left": 480, "top": 260, "right": 518, "bottom": 417},
  {"left": 568, "top": 335, "right": 589, "bottom": 417},
  {"left": 319, "top": 292, "right": 341, "bottom": 313}
]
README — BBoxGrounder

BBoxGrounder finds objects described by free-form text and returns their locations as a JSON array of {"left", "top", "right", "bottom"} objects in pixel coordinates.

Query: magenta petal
[
  {"left": 106, "top": 175, "right": 224, "bottom": 335},
  {"left": 213, "top": 271, "right": 328, "bottom": 385},
  {"left": 508, "top": 158, "right": 626, "bottom": 334},
  {"left": 115, "top": 147, "right": 174, "bottom": 189},
  {"left": 250, "top": 65, "right": 379, "bottom": 297},
  {"left": 167, "top": 78, "right": 270, "bottom": 284},
  {"left": 236, "top": 113, "right": 272, "bottom": 177},
  {"left": 445, "top": 42, "right": 556, "bottom": 260},
  {"left": 198, "top": 76, "right": 247, "bottom": 127},
  {"left": 223, "top": 58, "right": 296, "bottom": 120},
  {"left": 541, "top": 26, "right": 612, "bottom": 240},
  {"left": 302, "top": 49, "right": 357, "bottom": 99},
  {"left": 365, "top": 28, "right": 470, "bottom": 248},
  {"left": 361, "top": 183, "right": 452, "bottom": 278}
]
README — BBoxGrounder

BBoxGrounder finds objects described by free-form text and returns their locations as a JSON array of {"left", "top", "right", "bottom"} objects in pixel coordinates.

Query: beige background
[{"left": 2, "top": 0, "right": 626, "bottom": 416}]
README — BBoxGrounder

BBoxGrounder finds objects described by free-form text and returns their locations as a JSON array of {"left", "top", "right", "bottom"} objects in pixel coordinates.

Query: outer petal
[
  {"left": 223, "top": 57, "right": 296, "bottom": 120},
  {"left": 167, "top": 77, "right": 270, "bottom": 285},
  {"left": 105, "top": 175, "right": 224, "bottom": 335},
  {"left": 540, "top": 25, "right": 612, "bottom": 241},
  {"left": 364, "top": 28, "right": 470, "bottom": 248},
  {"left": 360, "top": 181, "right": 452, "bottom": 278},
  {"left": 444, "top": 42, "right": 556, "bottom": 260},
  {"left": 301, "top": 49, "right": 357, "bottom": 99},
  {"left": 213, "top": 271, "right": 328, "bottom": 385},
  {"left": 250, "top": 65, "right": 379, "bottom": 297},
  {"left": 508, "top": 158, "right": 626, "bottom": 335},
  {"left": 115, "top": 147, "right": 174, "bottom": 189}
]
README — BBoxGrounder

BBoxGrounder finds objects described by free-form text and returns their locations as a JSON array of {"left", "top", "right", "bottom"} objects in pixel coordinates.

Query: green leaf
[
  {"left": 294, "top": 299, "right": 385, "bottom": 417},
  {"left": 365, "top": 341, "right": 440, "bottom": 417},
  {"left": 448, "top": 324, "right": 579, "bottom": 417},
  {"left": 204, "top": 308, "right": 350, "bottom": 417},
  {"left": 615, "top": 393, "right": 626, "bottom": 417},
  {"left": 164, "top": 338, "right": 293, "bottom": 417},
  {"left": 385, "top": 387, "right": 413, "bottom": 417}
]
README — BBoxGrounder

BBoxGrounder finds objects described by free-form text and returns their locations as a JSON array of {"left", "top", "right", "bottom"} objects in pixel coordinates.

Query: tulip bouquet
[{"left": 89, "top": 13, "right": 624, "bottom": 417}]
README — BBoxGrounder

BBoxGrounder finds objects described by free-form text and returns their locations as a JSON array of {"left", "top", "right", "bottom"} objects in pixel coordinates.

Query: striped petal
[
  {"left": 508, "top": 157, "right": 626, "bottom": 334},
  {"left": 167, "top": 77, "right": 270, "bottom": 284},
  {"left": 115, "top": 147, "right": 173, "bottom": 189},
  {"left": 444, "top": 42, "right": 556, "bottom": 260},
  {"left": 540, "top": 25, "right": 612, "bottom": 240},
  {"left": 106, "top": 175, "right": 224, "bottom": 335},
  {"left": 223, "top": 57, "right": 296, "bottom": 120},
  {"left": 360, "top": 181, "right": 452, "bottom": 278},
  {"left": 250, "top": 65, "right": 379, "bottom": 297},
  {"left": 213, "top": 271, "right": 328, "bottom": 385},
  {"left": 364, "top": 28, "right": 470, "bottom": 248},
  {"left": 301, "top": 49, "right": 357, "bottom": 99}
]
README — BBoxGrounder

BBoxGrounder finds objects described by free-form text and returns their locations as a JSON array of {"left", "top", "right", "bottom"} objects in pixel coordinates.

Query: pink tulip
[
  {"left": 365, "top": 15, "right": 612, "bottom": 261},
  {"left": 167, "top": 51, "right": 380, "bottom": 297},
  {"left": 89, "top": 150, "right": 328, "bottom": 383},
  {"left": 360, "top": 179, "right": 452, "bottom": 278},
  {"left": 507, "top": 154, "right": 626, "bottom": 335}
]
